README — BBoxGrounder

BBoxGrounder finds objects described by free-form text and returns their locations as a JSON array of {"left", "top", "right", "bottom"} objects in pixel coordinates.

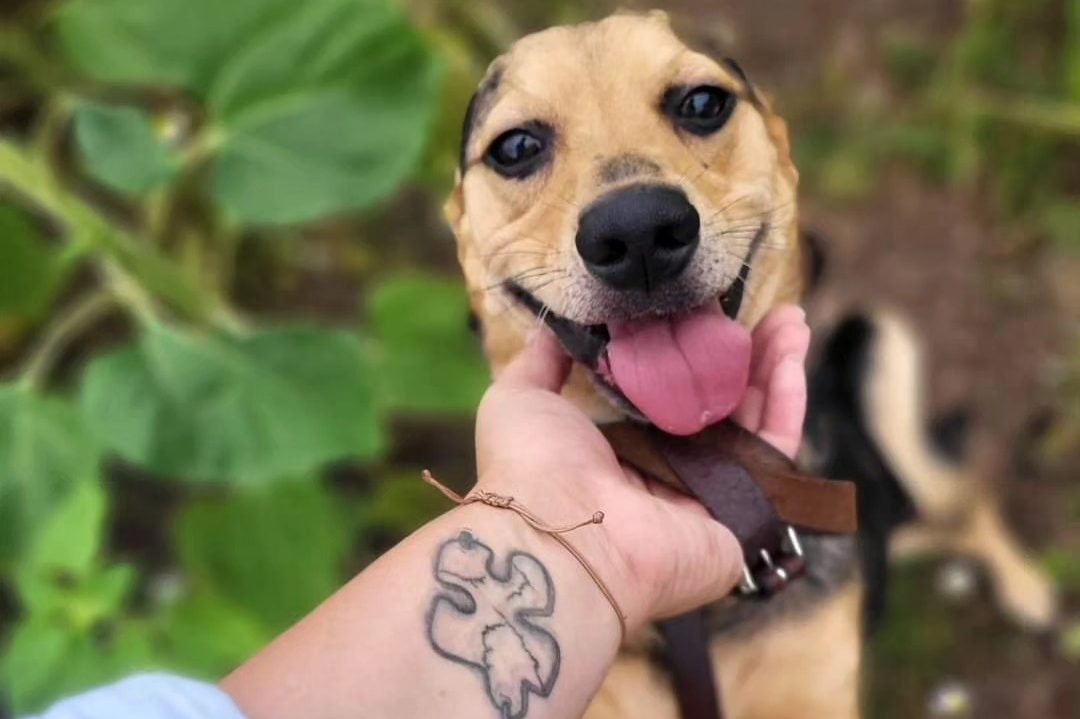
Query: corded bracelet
[{"left": 422, "top": 470, "right": 629, "bottom": 642}]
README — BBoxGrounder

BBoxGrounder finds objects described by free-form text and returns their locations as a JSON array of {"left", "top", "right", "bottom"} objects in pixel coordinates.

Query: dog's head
[{"left": 447, "top": 12, "right": 802, "bottom": 433}]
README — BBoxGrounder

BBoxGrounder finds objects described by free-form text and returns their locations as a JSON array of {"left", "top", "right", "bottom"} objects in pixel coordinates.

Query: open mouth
[{"left": 507, "top": 225, "right": 765, "bottom": 435}]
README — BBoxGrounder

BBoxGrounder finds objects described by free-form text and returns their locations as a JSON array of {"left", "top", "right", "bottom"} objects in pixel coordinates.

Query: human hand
[{"left": 473, "top": 305, "right": 811, "bottom": 631}]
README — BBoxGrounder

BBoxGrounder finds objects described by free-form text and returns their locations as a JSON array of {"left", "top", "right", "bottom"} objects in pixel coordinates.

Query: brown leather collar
[{"left": 601, "top": 419, "right": 857, "bottom": 719}]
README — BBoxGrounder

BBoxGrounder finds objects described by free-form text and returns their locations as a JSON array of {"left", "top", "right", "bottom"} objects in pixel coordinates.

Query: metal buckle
[{"left": 736, "top": 526, "right": 806, "bottom": 598}]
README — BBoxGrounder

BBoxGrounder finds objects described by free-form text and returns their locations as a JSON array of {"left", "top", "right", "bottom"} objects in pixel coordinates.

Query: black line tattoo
[{"left": 426, "top": 531, "right": 559, "bottom": 719}]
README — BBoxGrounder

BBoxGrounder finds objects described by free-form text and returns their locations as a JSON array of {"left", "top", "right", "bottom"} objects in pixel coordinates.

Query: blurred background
[{"left": 0, "top": 0, "right": 1077, "bottom": 716}]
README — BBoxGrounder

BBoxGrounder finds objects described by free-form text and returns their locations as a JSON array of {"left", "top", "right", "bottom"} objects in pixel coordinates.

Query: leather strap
[
  {"left": 657, "top": 612, "right": 723, "bottom": 719},
  {"left": 602, "top": 419, "right": 857, "bottom": 719},
  {"left": 602, "top": 420, "right": 857, "bottom": 541}
]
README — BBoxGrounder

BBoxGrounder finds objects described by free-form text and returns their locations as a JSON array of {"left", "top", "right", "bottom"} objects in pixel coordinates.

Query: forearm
[{"left": 220, "top": 502, "right": 622, "bottom": 719}]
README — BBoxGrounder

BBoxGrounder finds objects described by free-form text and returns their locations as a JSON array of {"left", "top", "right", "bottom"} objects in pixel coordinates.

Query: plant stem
[
  {"left": 17, "top": 289, "right": 115, "bottom": 390},
  {"left": 0, "top": 138, "right": 227, "bottom": 326},
  {"left": 961, "top": 90, "right": 1080, "bottom": 138}
]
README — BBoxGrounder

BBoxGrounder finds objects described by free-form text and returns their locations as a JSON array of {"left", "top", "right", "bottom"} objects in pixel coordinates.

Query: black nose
[{"left": 575, "top": 185, "right": 700, "bottom": 292}]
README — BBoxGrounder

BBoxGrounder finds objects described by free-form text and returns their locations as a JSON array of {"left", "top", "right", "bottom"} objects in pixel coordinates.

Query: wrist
[
  {"left": 468, "top": 470, "right": 647, "bottom": 634},
  {"left": 419, "top": 501, "right": 623, "bottom": 718}
]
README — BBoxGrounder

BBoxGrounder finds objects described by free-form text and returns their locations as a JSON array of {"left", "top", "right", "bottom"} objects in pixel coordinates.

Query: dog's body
[{"left": 446, "top": 12, "right": 1055, "bottom": 718}]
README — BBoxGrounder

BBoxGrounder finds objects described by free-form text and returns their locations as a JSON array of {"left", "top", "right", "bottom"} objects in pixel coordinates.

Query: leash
[{"left": 602, "top": 419, "right": 857, "bottom": 719}]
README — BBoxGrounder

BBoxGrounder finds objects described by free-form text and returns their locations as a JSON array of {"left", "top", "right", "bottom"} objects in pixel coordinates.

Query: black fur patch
[
  {"left": 722, "top": 57, "right": 764, "bottom": 108},
  {"left": 804, "top": 314, "right": 919, "bottom": 632},
  {"left": 459, "top": 68, "right": 503, "bottom": 171}
]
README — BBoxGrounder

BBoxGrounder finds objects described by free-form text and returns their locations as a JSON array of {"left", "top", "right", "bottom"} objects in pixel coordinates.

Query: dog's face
[{"left": 447, "top": 12, "right": 802, "bottom": 431}]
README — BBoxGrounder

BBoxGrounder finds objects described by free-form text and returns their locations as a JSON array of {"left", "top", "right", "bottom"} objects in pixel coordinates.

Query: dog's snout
[{"left": 575, "top": 185, "right": 700, "bottom": 292}]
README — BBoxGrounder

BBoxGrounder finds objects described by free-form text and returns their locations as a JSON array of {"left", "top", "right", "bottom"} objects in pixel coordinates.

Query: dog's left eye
[
  {"left": 484, "top": 126, "right": 550, "bottom": 178},
  {"left": 665, "top": 86, "right": 736, "bottom": 136}
]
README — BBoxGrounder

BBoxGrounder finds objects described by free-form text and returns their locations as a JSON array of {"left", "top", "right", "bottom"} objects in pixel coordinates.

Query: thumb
[
  {"left": 495, "top": 327, "right": 572, "bottom": 392},
  {"left": 656, "top": 506, "right": 745, "bottom": 618}
]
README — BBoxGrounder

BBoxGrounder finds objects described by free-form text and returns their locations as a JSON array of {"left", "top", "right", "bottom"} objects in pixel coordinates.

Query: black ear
[
  {"left": 722, "top": 57, "right": 764, "bottom": 108},
  {"left": 458, "top": 67, "right": 504, "bottom": 172},
  {"left": 459, "top": 91, "right": 481, "bottom": 171}
]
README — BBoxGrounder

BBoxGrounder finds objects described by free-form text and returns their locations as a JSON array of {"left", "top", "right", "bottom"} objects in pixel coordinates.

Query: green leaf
[
  {"left": 174, "top": 480, "right": 350, "bottom": 630},
  {"left": 0, "top": 205, "right": 59, "bottom": 319},
  {"left": 56, "top": 0, "right": 443, "bottom": 225},
  {"left": 0, "top": 616, "right": 69, "bottom": 714},
  {"left": 158, "top": 590, "right": 270, "bottom": 678},
  {"left": 79, "top": 325, "right": 382, "bottom": 482},
  {"left": 21, "top": 478, "right": 106, "bottom": 579},
  {"left": 2, "top": 620, "right": 159, "bottom": 715},
  {"left": 369, "top": 274, "right": 488, "bottom": 415},
  {"left": 0, "top": 385, "right": 101, "bottom": 567},
  {"left": 73, "top": 102, "right": 178, "bottom": 195}
]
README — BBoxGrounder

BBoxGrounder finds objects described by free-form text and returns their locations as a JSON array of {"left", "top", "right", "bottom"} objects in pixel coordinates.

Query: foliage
[
  {"left": 0, "top": 0, "right": 1077, "bottom": 715},
  {"left": 0, "top": 0, "right": 489, "bottom": 713},
  {"left": 793, "top": 0, "right": 1080, "bottom": 233}
]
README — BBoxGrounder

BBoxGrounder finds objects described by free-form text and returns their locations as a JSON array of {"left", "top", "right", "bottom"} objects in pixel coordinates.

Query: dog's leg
[
  {"left": 891, "top": 497, "right": 1058, "bottom": 629},
  {"left": 859, "top": 312, "right": 1056, "bottom": 629},
  {"left": 711, "top": 583, "right": 863, "bottom": 719}
]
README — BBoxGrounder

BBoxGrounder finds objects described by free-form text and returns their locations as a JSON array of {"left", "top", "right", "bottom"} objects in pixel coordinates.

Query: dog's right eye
[
  {"left": 663, "top": 85, "right": 737, "bottom": 137},
  {"left": 484, "top": 125, "right": 550, "bottom": 178}
]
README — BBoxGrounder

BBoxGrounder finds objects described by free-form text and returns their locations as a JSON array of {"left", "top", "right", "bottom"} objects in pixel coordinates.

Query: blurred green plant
[
  {"left": 794, "top": 0, "right": 1080, "bottom": 234},
  {"left": 0, "top": 0, "right": 500, "bottom": 713}
]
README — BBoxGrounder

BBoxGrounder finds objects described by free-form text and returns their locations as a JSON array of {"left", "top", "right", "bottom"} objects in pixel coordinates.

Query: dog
[{"left": 445, "top": 11, "right": 1056, "bottom": 718}]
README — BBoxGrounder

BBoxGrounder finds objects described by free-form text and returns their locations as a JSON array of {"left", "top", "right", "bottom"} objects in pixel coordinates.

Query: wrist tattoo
[{"left": 426, "top": 530, "right": 560, "bottom": 718}]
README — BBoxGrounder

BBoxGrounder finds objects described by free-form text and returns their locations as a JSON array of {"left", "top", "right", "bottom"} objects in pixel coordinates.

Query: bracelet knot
[{"left": 421, "top": 469, "right": 627, "bottom": 642}]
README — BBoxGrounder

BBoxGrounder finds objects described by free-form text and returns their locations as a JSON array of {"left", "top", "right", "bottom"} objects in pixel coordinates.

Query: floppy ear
[
  {"left": 763, "top": 111, "right": 799, "bottom": 187},
  {"left": 723, "top": 57, "right": 800, "bottom": 188},
  {"left": 444, "top": 170, "right": 465, "bottom": 232}
]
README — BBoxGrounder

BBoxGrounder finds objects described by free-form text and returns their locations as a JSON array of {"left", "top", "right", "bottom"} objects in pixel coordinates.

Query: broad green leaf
[
  {"left": 369, "top": 274, "right": 489, "bottom": 415},
  {"left": 0, "top": 616, "right": 69, "bottom": 713},
  {"left": 55, "top": 0, "right": 297, "bottom": 90},
  {"left": 73, "top": 103, "right": 178, "bottom": 195},
  {"left": 0, "top": 385, "right": 101, "bottom": 566},
  {"left": 21, "top": 478, "right": 106, "bottom": 579},
  {"left": 56, "top": 0, "right": 442, "bottom": 225},
  {"left": 0, "top": 205, "right": 58, "bottom": 318},
  {"left": 1, "top": 618, "right": 159, "bottom": 715},
  {"left": 174, "top": 480, "right": 350, "bottom": 630},
  {"left": 79, "top": 325, "right": 382, "bottom": 482},
  {"left": 158, "top": 590, "right": 270, "bottom": 678}
]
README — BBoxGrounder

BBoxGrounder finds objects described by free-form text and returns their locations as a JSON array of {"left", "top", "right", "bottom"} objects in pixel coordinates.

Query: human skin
[{"left": 221, "top": 305, "right": 810, "bottom": 719}]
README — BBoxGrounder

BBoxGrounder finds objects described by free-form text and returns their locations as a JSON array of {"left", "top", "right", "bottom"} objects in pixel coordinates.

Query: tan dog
[{"left": 445, "top": 11, "right": 1055, "bottom": 719}]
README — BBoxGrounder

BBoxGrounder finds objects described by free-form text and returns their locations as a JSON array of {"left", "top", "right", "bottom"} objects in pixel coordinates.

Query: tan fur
[
  {"left": 583, "top": 586, "right": 863, "bottom": 719},
  {"left": 446, "top": 12, "right": 801, "bottom": 392},
  {"left": 445, "top": 13, "right": 857, "bottom": 718}
]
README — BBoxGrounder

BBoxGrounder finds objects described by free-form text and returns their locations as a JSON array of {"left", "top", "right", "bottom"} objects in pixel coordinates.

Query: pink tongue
[{"left": 602, "top": 304, "right": 751, "bottom": 435}]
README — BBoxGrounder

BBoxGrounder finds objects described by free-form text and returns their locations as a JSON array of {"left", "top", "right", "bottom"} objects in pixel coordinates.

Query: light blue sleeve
[{"left": 26, "top": 673, "right": 247, "bottom": 719}]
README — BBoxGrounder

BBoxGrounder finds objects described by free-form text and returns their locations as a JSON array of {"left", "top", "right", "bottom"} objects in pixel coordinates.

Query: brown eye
[
  {"left": 484, "top": 124, "right": 552, "bottom": 178},
  {"left": 664, "top": 85, "right": 736, "bottom": 136}
]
